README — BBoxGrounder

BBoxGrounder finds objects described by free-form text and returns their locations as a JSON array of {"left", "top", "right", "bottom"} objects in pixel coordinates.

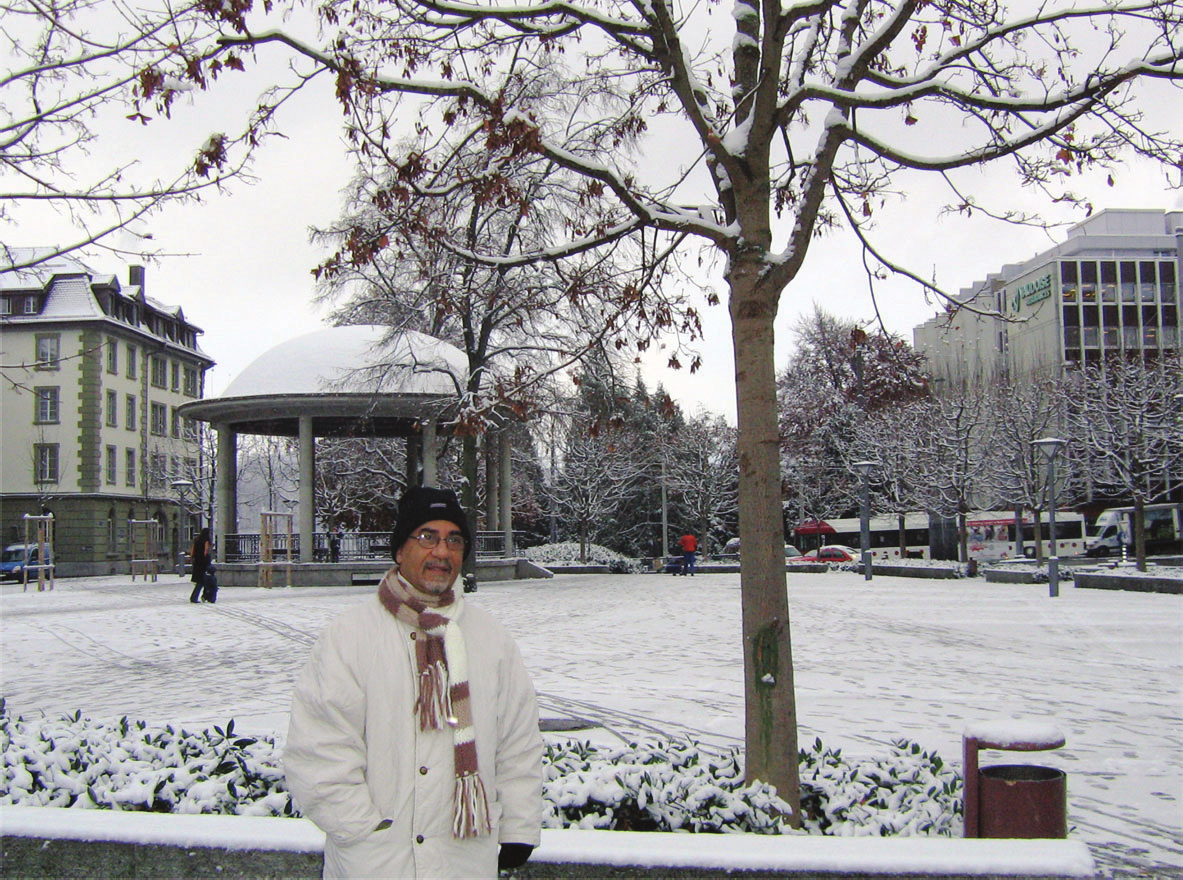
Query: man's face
[{"left": 396, "top": 519, "right": 465, "bottom": 596}]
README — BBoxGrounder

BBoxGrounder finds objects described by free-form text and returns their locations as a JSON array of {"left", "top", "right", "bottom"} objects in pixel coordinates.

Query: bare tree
[
  {"left": 75, "top": 0, "right": 1183, "bottom": 814},
  {"left": 1, "top": 0, "right": 275, "bottom": 269},
  {"left": 667, "top": 410, "right": 740, "bottom": 555},
  {"left": 986, "top": 377, "right": 1078, "bottom": 562},
  {"left": 915, "top": 387, "right": 996, "bottom": 562},
  {"left": 548, "top": 423, "right": 648, "bottom": 562},
  {"left": 1068, "top": 357, "right": 1183, "bottom": 570},
  {"left": 849, "top": 400, "right": 931, "bottom": 556}
]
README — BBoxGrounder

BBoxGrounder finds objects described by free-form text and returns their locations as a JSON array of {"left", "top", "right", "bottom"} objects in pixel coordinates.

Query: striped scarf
[{"left": 378, "top": 570, "right": 491, "bottom": 839}]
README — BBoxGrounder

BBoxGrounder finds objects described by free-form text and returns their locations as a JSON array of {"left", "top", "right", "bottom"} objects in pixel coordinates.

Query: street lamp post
[
  {"left": 1033, "top": 438, "right": 1067, "bottom": 598},
  {"left": 854, "top": 461, "right": 879, "bottom": 581}
]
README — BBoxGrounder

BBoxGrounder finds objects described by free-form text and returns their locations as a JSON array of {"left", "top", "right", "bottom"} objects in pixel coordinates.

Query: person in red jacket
[{"left": 677, "top": 532, "right": 698, "bottom": 576}]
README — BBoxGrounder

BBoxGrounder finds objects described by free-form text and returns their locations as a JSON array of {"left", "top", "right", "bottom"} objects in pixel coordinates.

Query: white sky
[{"left": 4, "top": 10, "right": 1179, "bottom": 424}]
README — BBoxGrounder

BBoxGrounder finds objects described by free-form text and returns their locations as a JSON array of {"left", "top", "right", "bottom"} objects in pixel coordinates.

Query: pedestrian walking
[
  {"left": 329, "top": 526, "right": 342, "bottom": 563},
  {"left": 678, "top": 532, "right": 698, "bottom": 576},
  {"left": 284, "top": 486, "right": 543, "bottom": 878},
  {"left": 188, "top": 528, "right": 211, "bottom": 603}
]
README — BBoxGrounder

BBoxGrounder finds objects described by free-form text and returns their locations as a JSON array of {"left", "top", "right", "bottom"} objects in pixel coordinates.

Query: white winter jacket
[{"left": 284, "top": 587, "right": 544, "bottom": 879}]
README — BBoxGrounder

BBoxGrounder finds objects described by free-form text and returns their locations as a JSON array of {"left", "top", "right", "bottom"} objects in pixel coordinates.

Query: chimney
[{"left": 128, "top": 265, "right": 145, "bottom": 292}]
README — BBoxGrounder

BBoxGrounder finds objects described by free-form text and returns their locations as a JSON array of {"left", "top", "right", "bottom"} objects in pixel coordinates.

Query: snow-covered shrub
[
  {"left": 523, "top": 542, "right": 638, "bottom": 571},
  {"left": 0, "top": 706, "right": 292, "bottom": 816},
  {"left": 1, "top": 703, "right": 961, "bottom": 837},
  {"left": 799, "top": 737, "right": 962, "bottom": 836},
  {"left": 542, "top": 738, "right": 795, "bottom": 833}
]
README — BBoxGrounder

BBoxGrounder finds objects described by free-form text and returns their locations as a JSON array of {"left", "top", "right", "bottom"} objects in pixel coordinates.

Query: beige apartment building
[
  {"left": 914, "top": 208, "right": 1182, "bottom": 385},
  {"left": 0, "top": 252, "right": 214, "bottom": 576}
]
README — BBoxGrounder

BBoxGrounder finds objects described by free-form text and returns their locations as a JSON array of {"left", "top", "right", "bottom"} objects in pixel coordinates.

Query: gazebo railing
[{"left": 222, "top": 530, "right": 513, "bottom": 562}]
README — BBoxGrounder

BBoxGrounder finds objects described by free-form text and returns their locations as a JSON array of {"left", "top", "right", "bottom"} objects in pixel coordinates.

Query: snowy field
[{"left": 1, "top": 569, "right": 1180, "bottom": 875}]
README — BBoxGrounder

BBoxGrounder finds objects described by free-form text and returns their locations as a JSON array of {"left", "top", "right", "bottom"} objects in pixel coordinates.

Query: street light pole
[
  {"left": 854, "top": 461, "right": 878, "bottom": 581},
  {"left": 1033, "top": 438, "right": 1067, "bottom": 598}
]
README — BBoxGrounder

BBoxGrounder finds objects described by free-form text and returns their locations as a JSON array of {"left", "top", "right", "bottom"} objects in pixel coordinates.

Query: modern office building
[
  {"left": 914, "top": 208, "right": 1182, "bottom": 385},
  {"left": 0, "top": 251, "right": 214, "bottom": 576}
]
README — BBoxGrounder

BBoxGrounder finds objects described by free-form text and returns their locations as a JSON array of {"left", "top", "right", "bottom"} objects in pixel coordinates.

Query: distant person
[
  {"left": 329, "top": 526, "right": 342, "bottom": 563},
  {"left": 284, "top": 486, "right": 543, "bottom": 878},
  {"left": 678, "top": 532, "right": 698, "bottom": 576},
  {"left": 188, "top": 528, "right": 211, "bottom": 604}
]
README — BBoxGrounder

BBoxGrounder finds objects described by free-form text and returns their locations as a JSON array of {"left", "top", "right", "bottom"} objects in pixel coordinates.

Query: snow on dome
[{"left": 219, "top": 325, "right": 466, "bottom": 399}]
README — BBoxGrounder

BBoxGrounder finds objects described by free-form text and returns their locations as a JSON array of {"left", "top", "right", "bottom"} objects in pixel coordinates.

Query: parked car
[
  {"left": 719, "top": 538, "right": 802, "bottom": 558},
  {"left": 787, "top": 545, "right": 859, "bottom": 564},
  {"left": 1, "top": 543, "right": 53, "bottom": 581}
]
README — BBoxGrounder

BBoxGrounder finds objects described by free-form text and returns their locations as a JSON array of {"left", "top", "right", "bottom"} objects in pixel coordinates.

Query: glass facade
[{"left": 1061, "top": 259, "right": 1178, "bottom": 364}]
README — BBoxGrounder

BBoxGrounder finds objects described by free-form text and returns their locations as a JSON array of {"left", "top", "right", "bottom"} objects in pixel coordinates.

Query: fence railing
[{"left": 222, "top": 530, "right": 512, "bottom": 563}]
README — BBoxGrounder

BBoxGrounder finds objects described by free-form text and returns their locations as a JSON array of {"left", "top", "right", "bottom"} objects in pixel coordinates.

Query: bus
[{"left": 794, "top": 510, "right": 1088, "bottom": 562}]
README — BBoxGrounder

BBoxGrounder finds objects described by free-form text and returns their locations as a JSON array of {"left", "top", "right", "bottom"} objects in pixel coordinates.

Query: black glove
[{"left": 497, "top": 842, "right": 534, "bottom": 871}]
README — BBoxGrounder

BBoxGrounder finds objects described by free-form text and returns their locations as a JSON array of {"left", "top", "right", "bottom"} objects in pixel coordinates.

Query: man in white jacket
[{"left": 285, "top": 486, "right": 544, "bottom": 878}]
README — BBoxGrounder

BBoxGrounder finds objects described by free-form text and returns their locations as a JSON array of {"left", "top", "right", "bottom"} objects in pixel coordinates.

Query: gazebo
[{"left": 179, "top": 324, "right": 521, "bottom": 578}]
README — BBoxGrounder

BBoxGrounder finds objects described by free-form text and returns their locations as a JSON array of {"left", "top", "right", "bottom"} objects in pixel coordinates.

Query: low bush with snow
[
  {"left": 0, "top": 702, "right": 961, "bottom": 836},
  {"left": 523, "top": 542, "right": 637, "bottom": 572}
]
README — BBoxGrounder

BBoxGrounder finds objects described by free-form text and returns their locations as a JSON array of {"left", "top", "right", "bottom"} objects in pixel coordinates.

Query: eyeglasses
[{"left": 409, "top": 530, "right": 466, "bottom": 551}]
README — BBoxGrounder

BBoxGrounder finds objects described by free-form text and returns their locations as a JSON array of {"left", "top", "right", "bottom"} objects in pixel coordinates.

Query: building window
[
  {"left": 24, "top": 297, "right": 38, "bottom": 315},
  {"left": 170, "top": 406, "right": 181, "bottom": 438},
  {"left": 183, "top": 366, "right": 198, "bottom": 397},
  {"left": 150, "top": 402, "right": 168, "bottom": 436},
  {"left": 125, "top": 449, "right": 136, "bottom": 487},
  {"left": 127, "top": 344, "right": 137, "bottom": 379},
  {"left": 183, "top": 417, "right": 198, "bottom": 443},
  {"left": 171, "top": 362, "right": 181, "bottom": 392},
  {"left": 0, "top": 297, "right": 10, "bottom": 315},
  {"left": 150, "top": 452, "right": 168, "bottom": 489},
  {"left": 106, "top": 445, "right": 117, "bottom": 485},
  {"left": 126, "top": 394, "right": 137, "bottom": 430},
  {"left": 1059, "top": 262, "right": 1078, "bottom": 302},
  {"left": 1099, "top": 261, "right": 1117, "bottom": 303},
  {"left": 106, "top": 390, "right": 118, "bottom": 427},
  {"left": 35, "top": 334, "right": 61, "bottom": 370},
  {"left": 107, "top": 338, "right": 118, "bottom": 374},
  {"left": 1080, "top": 261, "right": 1097, "bottom": 301},
  {"left": 34, "top": 444, "right": 59, "bottom": 483},
  {"left": 150, "top": 356, "right": 167, "bottom": 388},
  {"left": 1160, "top": 262, "right": 1176, "bottom": 302},
  {"left": 35, "top": 386, "right": 60, "bottom": 423}
]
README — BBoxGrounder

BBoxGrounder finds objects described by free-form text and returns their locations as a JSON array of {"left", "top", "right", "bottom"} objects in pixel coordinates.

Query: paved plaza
[{"left": 2, "top": 570, "right": 1180, "bottom": 876}]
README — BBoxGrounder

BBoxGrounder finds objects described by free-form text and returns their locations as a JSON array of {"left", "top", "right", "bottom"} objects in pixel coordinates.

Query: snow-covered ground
[{"left": 1, "top": 569, "right": 1179, "bottom": 875}]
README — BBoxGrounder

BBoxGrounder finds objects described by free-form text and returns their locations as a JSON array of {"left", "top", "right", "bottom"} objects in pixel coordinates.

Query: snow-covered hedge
[
  {"left": 522, "top": 542, "right": 637, "bottom": 572},
  {"left": 0, "top": 704, "right": 961, "bottom": 837}
]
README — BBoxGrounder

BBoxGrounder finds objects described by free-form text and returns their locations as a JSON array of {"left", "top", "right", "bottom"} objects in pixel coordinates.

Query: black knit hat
[{"left": 391, "top": 486, "right": 473, "bottom": 560}]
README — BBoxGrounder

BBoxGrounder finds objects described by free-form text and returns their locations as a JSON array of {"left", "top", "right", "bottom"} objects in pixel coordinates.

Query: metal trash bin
[{"left": 964, "top": 722, "right": 1068, "bottom": 839}]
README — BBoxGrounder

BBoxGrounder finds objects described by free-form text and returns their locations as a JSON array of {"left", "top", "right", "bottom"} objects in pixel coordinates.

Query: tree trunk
[
  {"left": 897, "top": 514, "right": 907, "bottom": 557},
  {"left": 461, "top": 433, "right": 479, "bottom": 578},
  {"left": 730, "top": 276, "right": 801, "bottom": 825},
  {"left": 1033, "top": 509, "right": 1045, "bottom": 564},
  {"left": 1014, "top": 505, "right": 1024, "bottom": 558}
]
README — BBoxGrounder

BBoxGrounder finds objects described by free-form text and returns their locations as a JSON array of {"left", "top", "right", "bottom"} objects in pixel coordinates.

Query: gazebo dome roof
[
  {"left": 222, "top": 324, "right": 466, "bottom": 398},
  {"left": 181, "top": 325, "right": 468, "bottom": 437}
]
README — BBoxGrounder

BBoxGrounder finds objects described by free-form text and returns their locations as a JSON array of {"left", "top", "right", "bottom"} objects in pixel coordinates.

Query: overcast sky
[{"left": 6, "top": 9, "right": 1179, "bottom": 424}]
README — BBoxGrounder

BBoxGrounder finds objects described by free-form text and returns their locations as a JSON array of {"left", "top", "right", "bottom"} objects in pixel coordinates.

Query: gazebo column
[
  {"left": 422, "top": 418, "right": 438, "bottom": 488},
  {"left": 406, "top": 434, "right": 421, "bottom": 488},
  {"left": 214, "top": 425, "right": 237, "bottom": 562},
  {"left": 499, "top": 428, "right": 513, "bottom": 557},
  {"left": 485, "top": 434, "right": 500, "bottom": 531},
  {"left": 298, "top": 415, "right": 315, "bottom": 563}
]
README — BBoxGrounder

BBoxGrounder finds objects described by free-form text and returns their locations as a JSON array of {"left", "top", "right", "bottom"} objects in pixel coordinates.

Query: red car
[{"left": 787, "top": 545, "right": 860, "bottom": 564}]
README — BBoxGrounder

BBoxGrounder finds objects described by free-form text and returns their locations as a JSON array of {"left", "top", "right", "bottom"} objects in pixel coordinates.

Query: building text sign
[{"left": 1009, "top": 273, "right": 1053, "bottom": 312}]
